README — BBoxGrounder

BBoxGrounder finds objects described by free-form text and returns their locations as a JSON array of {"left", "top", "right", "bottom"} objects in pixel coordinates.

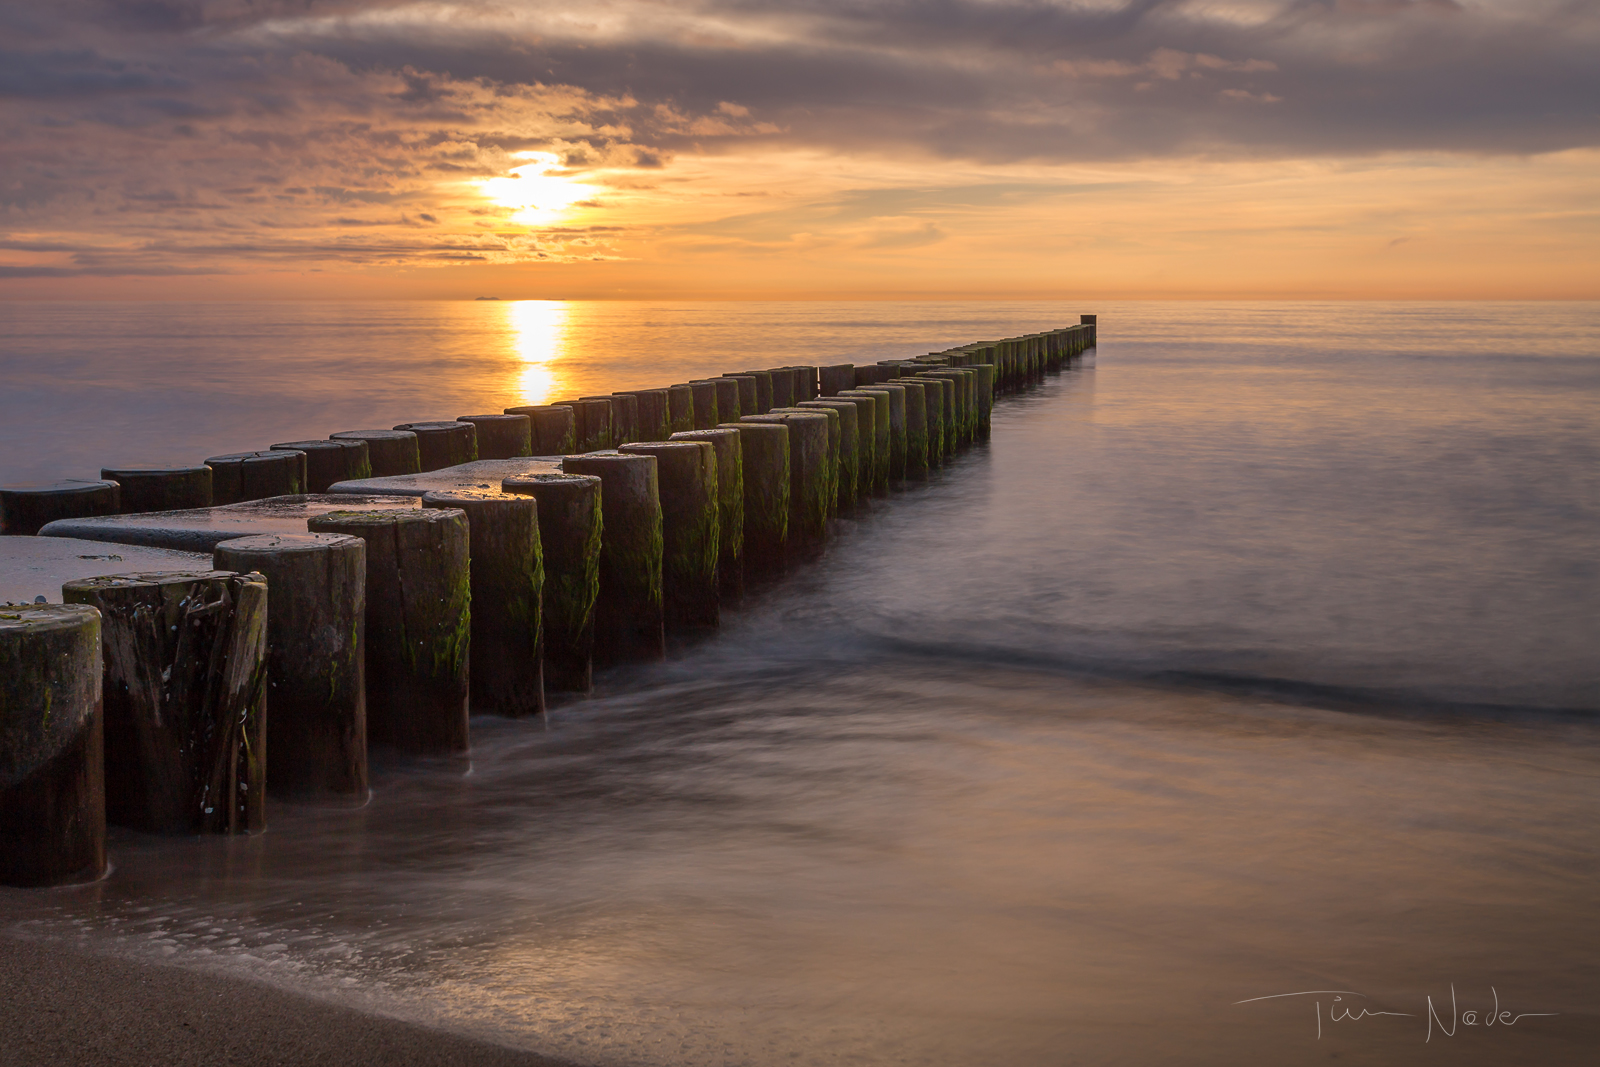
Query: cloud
[{"left": 1, "top": 0, "right": 1596, "bottom": 278}]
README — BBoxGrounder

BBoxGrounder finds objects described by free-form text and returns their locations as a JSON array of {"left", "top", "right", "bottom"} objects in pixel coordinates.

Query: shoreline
[{"left": 0, "top": 929, "right": 578, "bottom": 1067}]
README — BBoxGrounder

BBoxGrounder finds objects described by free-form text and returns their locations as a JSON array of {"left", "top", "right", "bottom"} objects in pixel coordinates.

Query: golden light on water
[
  {"left": 480, "top": 153, "right": 597, "bottom": 225},
  {"left": 507, "top": 299, "right": 570, "bottom": 405}
]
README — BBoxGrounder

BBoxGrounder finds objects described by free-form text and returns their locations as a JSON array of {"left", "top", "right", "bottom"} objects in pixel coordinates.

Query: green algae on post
[
  {"left": 306, "top": 508, "right": 471, "bottom": 755},
  {"left": 671, "top": 428, "right": 745, "bottom": 602},
  {"left": 796, "top": 400, "right": 861, "bottom": 508},
  {"left": 666, "top": 385, "right": 696, "bottom": 435},
  {"left": 613, "top": 389, "right": 671, "bottom": 443},
  {"left": 715, "top": 421, "right": 788, "bottom": 577},
  {"left": 560, "top": 452, "right": 665, "bottom": 664},
  {"left": 687, "top": 381, "right": 721, "bottom": 431},
  {"left": 620, "top": 441, "right": 721, "bottom": 632},
  {"left": 889, "top": 379, "right": 929, "bottom": 480},
  {"left": 771, "top": 406, "right": 839, "bottom": 520},
  {"left": 423, "top": 490, "right": 545, "bottom": 718},
  {"left": 740, "top": 412, "right": 829, "bottom": 556},
  {"left": 502, "top": 472, "right": 601, "bottom": 695}
]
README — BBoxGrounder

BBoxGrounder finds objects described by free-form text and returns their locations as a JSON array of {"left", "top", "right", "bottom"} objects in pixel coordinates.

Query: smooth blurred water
[{"left": 2, "top": 301, "right": 1597, "bottom": 1065}]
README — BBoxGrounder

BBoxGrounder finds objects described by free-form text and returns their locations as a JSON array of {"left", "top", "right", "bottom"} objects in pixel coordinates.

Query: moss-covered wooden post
[
  {"left": 666, "top": 385, "right": 695, "bottom": 435},
  {"left": 919, "top": 369, "right": 973, "bottom": 445},
  {"left": 670, "top": 428, "right": 744, "bottom": 603},
  {"left": 912, "top": 376, "right": 948, "bottom": 464},
  {"left": 772, "top": 406, "right": 839, "bottom": 520},
  {"left": 790, "top": 366, "right": 819, "bottom": 401},
  {"left": 714, "top": 422, "right": 788, "bottom": 577},
  {"left": 716, "top": 375, "right": 758, "bottom": 418},
  {"left": 271, "top": 439, "right": 371, "bottom": 493},
  {"left": 819, "top": 365, "right": 855, "bottom": 397},
  {"left": 735, "top": 371, "right": 774, "bottom": 414},
  {"left": 708, "top": 378, "right": 740, "bottom": 424},
  {"left": 613, "top": 389, "right": 670, "bottom": 443},
  {"left": 836, "top": 390, "right": 889, "bottom": 494},
  {"left": 0, "top": 603, "right": 104, "bottom": 887},
  {"left": 330, "top": 430, "right": 421, "bottom": 478},
  {"left": 457, "top": 414, "right": 532, "bottom": 459},
  {"left": 422, "top": 490, "right": 543, "bottom": 718},
  {"left": 1, "top": 480, "right": 120, "bottom": 535},
  {"left": 767, "top": 369, "right": 797, "bottom": 410},
  {"left": 852, "top": 384, "right": 905, "bottom": 482},
  {"left": 559, "top": 453, "right": 664, "bottom": 665},
  {"left": 101, "top": 466, "right": 212, "bottom": 513},
  {"left": 797, "top": 400, "right": 859, "bottom": 509},
  {"left": 619, "top": 442, "right": 719, "bottom": 633},
  {"left": 824, "top": 395, "right": 876, "bottom": 503},
  {"left": 206, "top": 451, "right": 305, "bottom": 506},
  {"left": 594, "top": 394, "right": 638, "bottom": 445},
  {"left": 502, "top": 473, "right": 600, "bottom": 695},
  {"left": 305, "top": 509, "right": 470, "bottom": 754},
  {"left": 740, "top": 412, "right": 829, "bottom": 556},
  {"left": 687, "top": 381, "right": 720, "bottom": 431},
  {"left": 970, "top": 364, "right": 995, "bottom": 437},
  {"left": 393, "top": 421, "right": 478, "bottom": 471},
  {"left": 888, "top": 379, "right": 929, "bottom": 479},
  {"left": 504, "top": 405, "right": 578, "bottom": 456},
  {"left": 555, "top": 398, "right": 614, "bottom": 451},
  {"left": 62, "top": 570, "right": 267, "bottom": 835},
  {"left": 852, "top": 365, "right": 895, "bottom": 387},
  {"left": 213, "top": 532, "right": 366, "bottom": 798}
]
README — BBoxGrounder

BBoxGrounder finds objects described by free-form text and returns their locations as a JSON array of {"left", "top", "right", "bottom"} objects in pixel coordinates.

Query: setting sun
[{"left": 479, "top": 153, "right": 597, "bottom": 225}]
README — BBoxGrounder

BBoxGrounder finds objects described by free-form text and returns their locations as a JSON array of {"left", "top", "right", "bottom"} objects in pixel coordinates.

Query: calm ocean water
[{"left": 2, "top": 301, "right": 1597, "bottom": 1065}]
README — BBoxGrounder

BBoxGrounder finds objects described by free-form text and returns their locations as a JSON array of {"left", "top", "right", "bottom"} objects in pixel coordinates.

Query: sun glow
[
  {"left": 479, "top": 153, "right": 597, "bottom": 225},
  {"left": 506, "top": 299, "right": 571, "bottom": 405}
]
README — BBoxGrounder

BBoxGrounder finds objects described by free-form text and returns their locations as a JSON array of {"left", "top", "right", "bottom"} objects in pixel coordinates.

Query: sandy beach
[{"left": 0, "top": 931, "right": 572, "bottom": 1067}]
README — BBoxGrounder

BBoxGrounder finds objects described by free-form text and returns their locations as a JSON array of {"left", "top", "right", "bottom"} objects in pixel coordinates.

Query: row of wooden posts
[{"left": 0, "top": 319, "right": 1096, "bottom": 887}]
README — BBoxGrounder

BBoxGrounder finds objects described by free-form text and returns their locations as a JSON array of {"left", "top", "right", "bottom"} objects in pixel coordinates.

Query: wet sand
[{"left": 0, "top": 932, "right": 573, "bottom": 1067}]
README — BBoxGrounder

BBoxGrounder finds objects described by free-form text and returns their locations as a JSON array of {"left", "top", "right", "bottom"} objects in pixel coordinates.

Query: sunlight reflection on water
[{"left": 507, "top": 300, "right": 570, "bottom": 406}]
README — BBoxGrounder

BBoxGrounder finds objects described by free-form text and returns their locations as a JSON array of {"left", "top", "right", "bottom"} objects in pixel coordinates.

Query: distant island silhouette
[{"left": 475, "top": 296, "right": 500, "bottom": 301}]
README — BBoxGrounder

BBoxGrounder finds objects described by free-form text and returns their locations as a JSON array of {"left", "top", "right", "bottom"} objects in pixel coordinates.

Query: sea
[{"left": 1, "top": 300, "right": 1597, "bottom": 1065}]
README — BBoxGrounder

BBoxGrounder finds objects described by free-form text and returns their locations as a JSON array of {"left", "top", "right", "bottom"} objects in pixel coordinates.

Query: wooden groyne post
[
  {"left": 306, "top": 509, "right": 470, "bottom": 755},
  {"left": 560, "top": 452, "right": 665, "bottom": 664},
  {"left": 213, "top": 532, "right": 368, "bottom": 798},
  {"left": 502, "top": 473, "right": 601, "bottom": 695},
  {"left": 0, "top": 603, "right": 105, "bottom": 887},
  {"left": 422, "top": 490, "right": 544, "bottom": 718},
  {"left": 62, "top": 570, "right": 267, "bottom": 834}
]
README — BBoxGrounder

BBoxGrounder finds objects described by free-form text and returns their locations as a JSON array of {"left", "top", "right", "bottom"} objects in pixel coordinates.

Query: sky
[{"left": 2, "top": 0, "right": 1597, "bottom": 300}]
